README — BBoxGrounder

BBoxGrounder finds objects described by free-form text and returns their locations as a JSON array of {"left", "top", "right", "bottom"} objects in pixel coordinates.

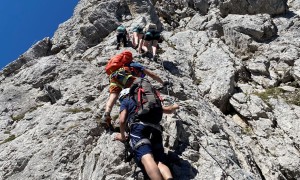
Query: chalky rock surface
[{"left": 0, "top": 0, "right": 299, "bottom": 179}]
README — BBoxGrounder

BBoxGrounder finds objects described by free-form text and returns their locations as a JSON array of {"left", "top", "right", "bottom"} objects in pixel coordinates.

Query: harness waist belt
[
  {"left": 133, "top": 138, "right": 151, "bottom": 150},
  {"left": 130, "top": 121, "right": 162, "bottom": 133}
]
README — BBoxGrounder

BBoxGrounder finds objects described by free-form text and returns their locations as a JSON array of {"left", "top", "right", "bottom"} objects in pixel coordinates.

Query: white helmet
[{"left": 119, "top": 88, "right": 130, "bottom": 102}]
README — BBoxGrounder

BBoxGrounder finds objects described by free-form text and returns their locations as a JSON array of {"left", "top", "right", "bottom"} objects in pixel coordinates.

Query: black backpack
[{"left": 130, "top": 78, "right": 163, "bottom": 124}]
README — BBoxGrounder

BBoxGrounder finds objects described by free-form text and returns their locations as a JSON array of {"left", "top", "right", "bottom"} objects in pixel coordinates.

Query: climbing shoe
[
  {"left": 153, "top": 54, "right": 158, "bottom": 62},
  {"left": 101, "top": 112, "right": 112, "bottom": 129},
  {"left": 141, "top": 51, "right": 150, "bottom": 58},
  {"left": 133, "top": 44, "right": 138, "bottom": 49}
]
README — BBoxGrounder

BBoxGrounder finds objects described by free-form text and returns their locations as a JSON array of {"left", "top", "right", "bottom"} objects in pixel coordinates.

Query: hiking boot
[
  {"left": 153, "top": 54, "right": 158, "bottom": 62},
  {"left": 133, "top": 44, "right": 138, "bottom": 49},
  {"left": 101, "top": 112, "right": 112, "bottom": 129},
  {"left": 116, "top": 43, "right": 120, "bottom": 50}
]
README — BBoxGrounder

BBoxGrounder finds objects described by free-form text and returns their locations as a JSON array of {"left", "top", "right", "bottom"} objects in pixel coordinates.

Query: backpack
[
  {"left": 117, "top": 25, "right": 126, "bottom": 33},
  {"left": 144, "top": 23, "right": 157, "bottom": 33},
  {"left": 105, "top": 50, "right": 133, "bottom": 75},
  {"left": 130, "top": 78, "right": 163, "bottom": 124}
]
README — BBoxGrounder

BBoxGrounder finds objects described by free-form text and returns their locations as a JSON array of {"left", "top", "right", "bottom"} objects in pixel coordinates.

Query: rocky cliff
[{"left": 0, "top": 0, "right": 299, "bottom": 179}]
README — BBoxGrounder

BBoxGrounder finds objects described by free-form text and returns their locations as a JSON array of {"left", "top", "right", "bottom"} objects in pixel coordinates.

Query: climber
[
  {"left": 132, "top": 24, "right": 144, "bottom": 49},
  {"left": 114, "top": 79, "right": 179, "bottom": 180},
  {"left": 116, "top": 24, "right": 129, "bottom": 50},
  {"left": 138, "top": 23, "right": 161, "bottom": 61},
  {"left": 101, "top": 50, "right": 170, "bottom": 129}
]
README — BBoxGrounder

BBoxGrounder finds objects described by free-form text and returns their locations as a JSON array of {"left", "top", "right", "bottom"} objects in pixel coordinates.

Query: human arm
[
  {"left": 114, "top": 109, "right": 127, "bottom": 141},
  {"left": 143, "top": 68, "right": 164, "bottom": 85},
  {"left": 162, "top": 103, "right": 179, "bottom": 114}
]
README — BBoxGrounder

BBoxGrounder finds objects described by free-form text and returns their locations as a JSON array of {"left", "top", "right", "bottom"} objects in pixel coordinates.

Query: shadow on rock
[
  {"left": 162, "top": 60, "right": 181, "bottom": 76},
  {"left": 167, "top": 150, "right": 198, "bottom": 180}
]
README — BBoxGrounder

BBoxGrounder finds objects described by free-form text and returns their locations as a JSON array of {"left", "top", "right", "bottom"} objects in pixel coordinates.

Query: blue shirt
[
  {"left": 120, "top": 96, "right": 137, "bottom": 123},
  {"left": 120, "top": 96, "right": 165, "bottom": 164}
]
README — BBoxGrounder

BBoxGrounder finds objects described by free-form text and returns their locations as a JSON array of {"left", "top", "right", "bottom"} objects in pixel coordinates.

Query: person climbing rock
[
  {"left": 114, "top": 79, "right": 179, "bottom": 180},
  {"left": 132, "top": 24, "right": 144, "bottom": 49},
  {"left": 138, "top": 23, "right": 161, "bottom": 61},
  {"left": 101, "top": 50, "right": 169, "bottom": 130},
  {"left": 116, "top": 24, "right": 129, "bottom": 50}
]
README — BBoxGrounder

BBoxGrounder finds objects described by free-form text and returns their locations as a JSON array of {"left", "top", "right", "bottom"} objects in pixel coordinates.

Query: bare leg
[
  {"left": 152, "top": 40, "right": 158, "bottom": 56},
  {"left": 158, "top": 161, "right": 173, "bottom": 180},
  {"left": 105, "top": 92, "right": 118, "bottom": 113},
  {"left": 142, "top": 40, "right": 150, "bottom": 53},
  {"left": 141, "top": 154, "right": 163, "bottom": 180},
  {"left": 132, "top": 32, "right": 138, "bottom": 47},
  {"left": 137, "top": 34, "right": 144, "bottom": 45},
  {"left": 138, "top": 39, "right": 144, "bottom": 54}
]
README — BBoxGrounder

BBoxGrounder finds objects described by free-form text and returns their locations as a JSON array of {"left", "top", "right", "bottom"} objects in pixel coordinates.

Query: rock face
[
  {"left": 1, "top": 0, "right": 300, "bottom": 179},
  {"left": 219, "top": 0, "right": 288, "bottom": 16}
]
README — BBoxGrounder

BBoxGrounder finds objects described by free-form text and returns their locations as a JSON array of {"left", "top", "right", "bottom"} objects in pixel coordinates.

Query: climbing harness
[
  {"left": 129, "top": 121, "right": 163, "bottom": 133},
  {"left": 157, "top": 56, "right": 175, "bottom": 106},
  {"left": 109, "top": 68, "right": 133, "bottom": 89},
  {"left": 132, "top": 138, "right": 151, "bottom": 151}
]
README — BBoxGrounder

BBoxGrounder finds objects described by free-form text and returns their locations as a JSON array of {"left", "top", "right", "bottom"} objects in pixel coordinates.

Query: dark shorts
[
  {"left": 133, "top": 27, "right": 144, "bottom": 34},
  {"left": 143, "top": 32, "right": 160, "bottom": 41},
  {"left": 129, "top": 124, "right": 166, "bottom": 164},
  {"left": 116, "top": 33, "right": 127, "bottom": 44}
]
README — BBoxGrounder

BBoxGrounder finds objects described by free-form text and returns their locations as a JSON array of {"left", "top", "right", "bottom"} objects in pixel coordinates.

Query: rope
[
  {"left": 162, "top": 113, "right": 235, "bottom": 179},
  {"left": 172, "top": 112, "right": 257, "bottom": 180},
  {"left": 157, "top": 56, "right": 175, "bottom": 106},
  {"left": 152, "top": 55, "right": 255, "bottom": 179},
  {"left": 132, "top": 42, "right": 253, "bottom": 179}
]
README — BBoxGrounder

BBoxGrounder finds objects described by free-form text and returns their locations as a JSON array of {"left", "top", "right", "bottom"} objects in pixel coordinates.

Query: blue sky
[{"left": 0, "top": 0, "right": 78, "bottom": 70}]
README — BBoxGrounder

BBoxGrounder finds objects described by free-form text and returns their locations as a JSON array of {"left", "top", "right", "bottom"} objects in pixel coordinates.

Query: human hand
[{"left": 114, "top": 133, "right": 128, "bottom": 142}]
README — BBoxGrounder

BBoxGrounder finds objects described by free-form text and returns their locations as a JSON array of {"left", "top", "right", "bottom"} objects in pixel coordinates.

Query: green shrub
[
  {"left": 242, "top": 126, "right": 252, "bottom": 135},
  {"left": 254, "top": 87, "right": 284, "bottom": 101},
  {"left": 10, "top": 105, "right": 43, "bottom": 121},
  {"left": 286, "top": 90, "right": 300, "bottom": 106},
  {"left": 11, "top": 113, "right": 25, "bottom": 121},
  {"left": 0, "top": 135, "right": 16, "bottom": 145},
  {"left": 254, "top": 87, "right": 300, "bottom": 106}
]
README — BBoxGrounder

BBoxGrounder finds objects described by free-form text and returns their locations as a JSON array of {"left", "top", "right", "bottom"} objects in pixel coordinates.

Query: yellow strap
[
  {"left": 122, "top": 74, "right": 132, "bottom": 85},
  {"left": 109, "top": 67, "right": 126, "bottom": 79},
  {"left": 110, "top": 82, "right": 124, "bottom": 89},
  {"left": 109, "top": 68, "right": 133, "bottom": 89}
]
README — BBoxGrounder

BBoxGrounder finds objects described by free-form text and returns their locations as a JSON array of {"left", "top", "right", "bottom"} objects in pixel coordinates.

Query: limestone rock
[
  {"left": 2, "top": 38, "right": 52, "bottom": 77},
  {"left": 1, "top": 0, "right": 300, "bottom": 179},
  {"left": 219, "top": 0, "right": 288, "bottom": 16}
]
